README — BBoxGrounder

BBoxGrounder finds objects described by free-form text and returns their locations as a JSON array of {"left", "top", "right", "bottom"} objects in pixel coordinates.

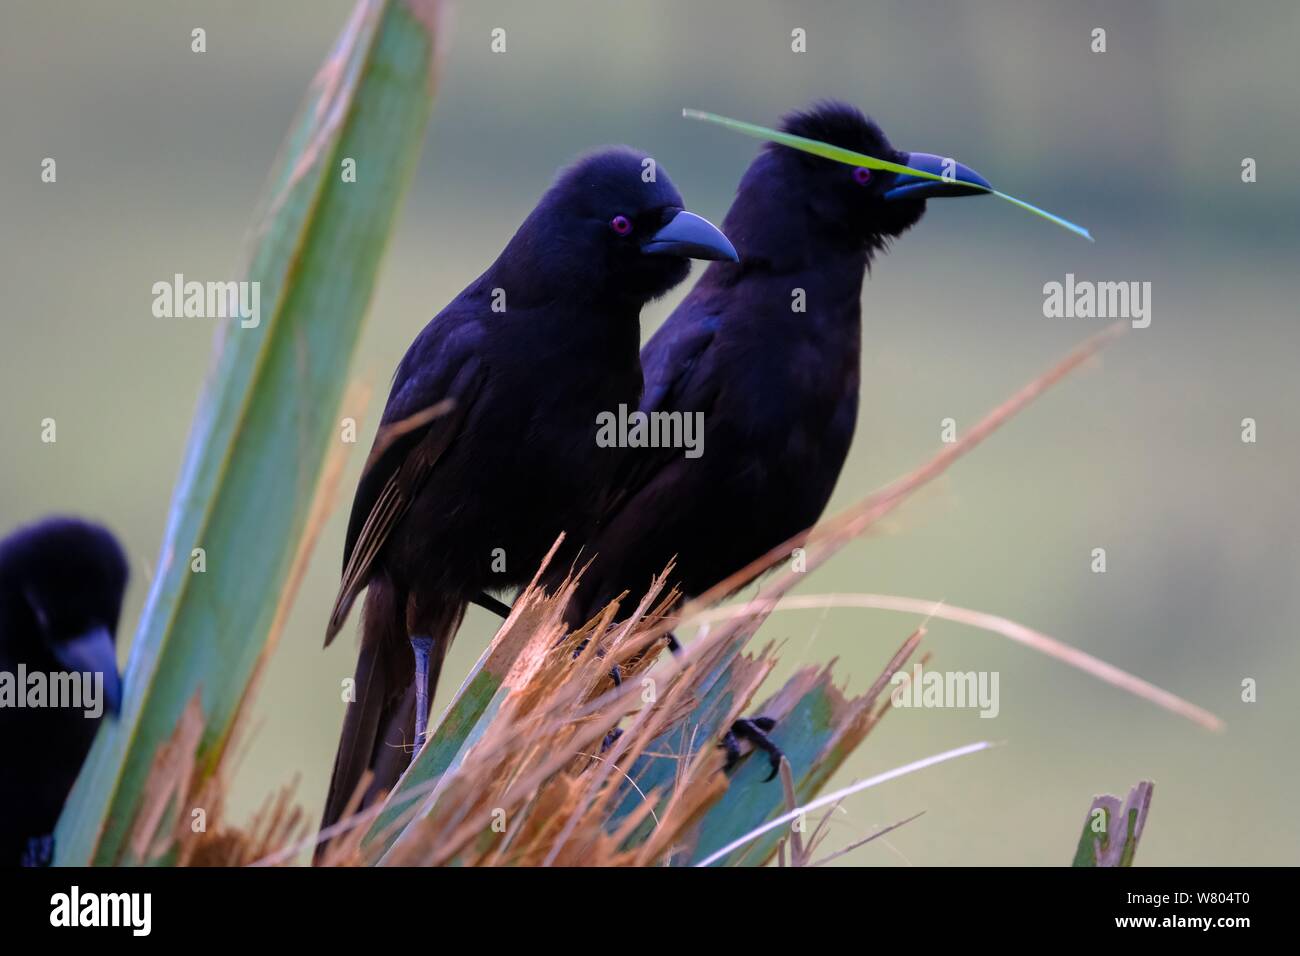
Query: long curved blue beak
[
  {"left": 642, "top": 210, "right": 739, "bottom": 261},
  {"left": 53, "top": 625, "right": 122, "bottom": 716},
  {"left": 885, "top": 152, "right": 992, "bottom": 201}
]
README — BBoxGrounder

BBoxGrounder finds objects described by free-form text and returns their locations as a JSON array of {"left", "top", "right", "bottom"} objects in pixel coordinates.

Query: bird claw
[
  {"left": 720, "top": 716, "right": 783, "bottom": 782},
  {"left": 570, "top": 635, "right": 624, "bottom": 687},
  {"left": 671, "top": 629, "right": 782, "bottom": 780}
]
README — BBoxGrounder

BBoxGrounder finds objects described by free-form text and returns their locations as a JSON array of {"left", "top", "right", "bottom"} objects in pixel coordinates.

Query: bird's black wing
[
  {"left": 599, "top": 308, "right": 721, "bottom": 517},
  {"left": 324, "top": 318, "right": 487, "bottom": 646},
  {"left": 550, "top": 307, "right": 724, "bottom": 623}
]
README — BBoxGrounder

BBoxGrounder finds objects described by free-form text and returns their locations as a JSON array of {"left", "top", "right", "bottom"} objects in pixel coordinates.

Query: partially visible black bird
[
  {"left": 0, "top": 517, "right": 127, "bottom": 866},
  {"left": 555, "top": 102, "right": 991, "bottom": 777},
  {"left": 319, "top": 146, "right": 736, "bottom": 838}
]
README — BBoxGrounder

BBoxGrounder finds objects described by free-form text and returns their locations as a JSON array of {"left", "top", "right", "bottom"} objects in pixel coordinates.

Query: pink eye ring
[
  {"left": 610, "top": 215, "right": 632, "bottom": 235},
  {"left": 853, "top": 167, "right": 872, "bottom": 185}
]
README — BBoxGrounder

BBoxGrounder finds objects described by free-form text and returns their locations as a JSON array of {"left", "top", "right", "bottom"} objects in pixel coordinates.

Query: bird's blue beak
[
  {"left": 885, "top": 152, "right": 992, "bottom": 201},
  {"left": 642, "top": 210, "right": 739, "bottom": 261},
  {"left": 52, "top": 625, "right": 122, "bottom": 716}
]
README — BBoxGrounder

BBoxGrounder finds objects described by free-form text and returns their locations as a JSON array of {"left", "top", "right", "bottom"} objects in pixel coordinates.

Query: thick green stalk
[{"left": 56, "top": 0, "right": 443, "bottom": 865}]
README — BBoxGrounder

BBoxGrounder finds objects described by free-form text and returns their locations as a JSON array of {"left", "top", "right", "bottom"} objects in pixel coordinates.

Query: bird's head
[
  {"left": 515, "top": 146, "right": 737, "bottom": 305},
  {"left": 747, "top": 101, "right": 990, "bottom": 256},
  {"left": 0, "top": 517, "right": 128, "bottom": 715}
]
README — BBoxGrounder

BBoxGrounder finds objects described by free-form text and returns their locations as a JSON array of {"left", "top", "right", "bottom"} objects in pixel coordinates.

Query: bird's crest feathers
[{"left": 776, "top": 100, "right": 894, "bottom": 161}]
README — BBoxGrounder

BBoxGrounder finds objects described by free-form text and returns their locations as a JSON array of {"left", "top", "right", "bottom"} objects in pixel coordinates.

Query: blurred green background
[{"left": 2, "top": 0, "right": 1297, "bottom": 865}]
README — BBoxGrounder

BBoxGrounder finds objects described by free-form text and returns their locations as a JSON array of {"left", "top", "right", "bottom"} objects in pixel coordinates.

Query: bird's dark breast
[
  {"left": 579, "top": 290, "right": 863, "bottom": 611},
  {"left": 679, "top": 272, "right": 864, "bottom": 591},
  {"left": 383, "top": 314, "right": 642, "bottom": 598},
  {"left": 674, "top": 366, "right": 858, "bottom": 596}
]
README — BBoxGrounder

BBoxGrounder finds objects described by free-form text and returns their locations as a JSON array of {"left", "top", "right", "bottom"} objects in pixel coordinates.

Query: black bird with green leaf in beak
[{"left": 546, "top": 101, "right": 999, "bottom": 778}]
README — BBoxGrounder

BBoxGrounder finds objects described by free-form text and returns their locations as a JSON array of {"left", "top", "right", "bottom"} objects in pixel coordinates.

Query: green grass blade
[
  {"left": 682, "top": 108, "right": 950, "bottom": 180},
  {"left": 55, "top": 0, "right": 443, "bottom": 866},
  {"left": 683, "top": 108, "right": 1093, "bottom": 241},
  {"left": 991, "top": 190, "right": 1093, "bottom": 241}
]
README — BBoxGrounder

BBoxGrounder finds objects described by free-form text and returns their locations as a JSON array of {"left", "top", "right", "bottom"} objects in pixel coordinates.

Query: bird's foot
[
  {"left": 22, "top": 833, "right": 54, "bottom": 868},
  {"left": 601, "top": 628, "right": 682, "bottom": 687},
  {"left": 570, "top": 635, "right": 624, "bottom": 687},
  {"left": 601, "top": 728, "right": 624, "bottom": 753},
  {"left": 600, "top": 629, "right": 677, "bottom": 689},
  {"left": 472, "top": 591, "right": 513, "bottom": 619},
  {"left": 410, "top": 634, "right": 435, "bottom": 759},
  {"left": 720, "top": 716, "right": 783, "bottom": 782},
  {"left": 660, "top": 630, "right": 782, "bottom": 779}
]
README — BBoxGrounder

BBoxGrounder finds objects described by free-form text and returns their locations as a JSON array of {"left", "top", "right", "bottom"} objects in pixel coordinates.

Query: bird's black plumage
[
  {"left": 320, "top": 146, "right": 735, "bottom": 838},
  {"left": 564, "top": 102, "right": 972, "bottom": 625},
  {"left": 0, "top": 517, "right": 127, "bottom": 866}
]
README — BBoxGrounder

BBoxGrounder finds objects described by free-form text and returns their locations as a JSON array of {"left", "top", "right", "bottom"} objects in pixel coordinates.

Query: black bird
[
  {"left": 0, "top": 517, "right": 127, "bottom": 866},
  {"left": 554, "top": 102, "right": 990, "bottom": 777},
  {"left": 319, "top": 146, "right": 736, "bottom": 838}
]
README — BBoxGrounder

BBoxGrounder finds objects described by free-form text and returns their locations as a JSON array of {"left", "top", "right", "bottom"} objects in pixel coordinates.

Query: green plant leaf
[
  {"left": 55, "top": 0, "right": 444, "bottom": 866},
  {"left": 683, "top": 108, "right": 1094, "bottom": 241}
]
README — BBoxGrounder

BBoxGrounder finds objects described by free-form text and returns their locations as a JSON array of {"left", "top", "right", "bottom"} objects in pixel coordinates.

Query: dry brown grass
[{"left": 122, "top": 323, "right": 1204, "bottom": 867}]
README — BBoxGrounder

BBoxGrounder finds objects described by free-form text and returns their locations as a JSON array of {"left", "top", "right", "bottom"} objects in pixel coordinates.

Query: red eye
[
  {"left": 853, "top": 167, "right": 872, "bottom": 185},
  {"left": 610, "top": 215, "right": 632, "bottom": 235}
]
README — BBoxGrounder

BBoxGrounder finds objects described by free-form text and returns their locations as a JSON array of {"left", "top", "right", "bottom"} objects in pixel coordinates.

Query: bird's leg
[
  {"left": 410, "top": 635, "right": 435, "bottom": 758},
  {"left": 721, "top": 716, "right": 782, "bottom": 782},
  {"left": 471, "top": 591, "right": 512, "bottom": 618}
]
